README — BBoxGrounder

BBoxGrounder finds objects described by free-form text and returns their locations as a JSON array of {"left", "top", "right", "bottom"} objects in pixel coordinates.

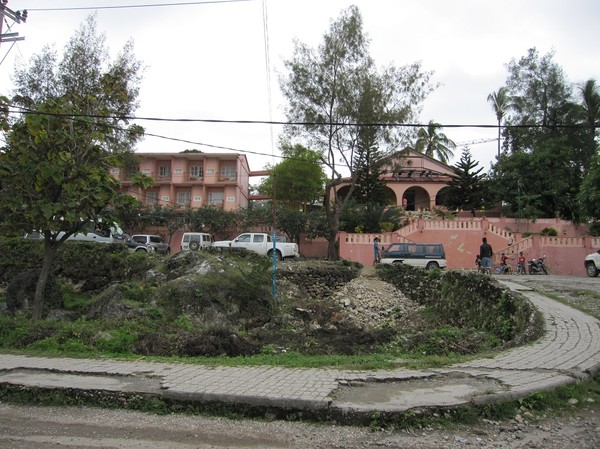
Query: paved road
[{"left": 1, "top": 277, "right": 599, "bottom": 424}]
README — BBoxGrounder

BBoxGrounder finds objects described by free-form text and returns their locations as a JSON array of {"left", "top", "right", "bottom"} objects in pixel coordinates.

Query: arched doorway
[
  {"left": 435, "top": 186, "right": 453, "bottom": 208},
  {"left": 403, "top": 187, "right": 431, "bottom": 211}
]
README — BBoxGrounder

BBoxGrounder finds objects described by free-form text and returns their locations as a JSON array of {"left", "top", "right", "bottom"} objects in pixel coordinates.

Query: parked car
[
  {"left": 381, "top": 242, "right": 446, "bottom": 270},
  {"left": 24, "top": 227, "right": 122, "bottom": 244},
  {"left": 212, "top": 240, "right": 232, "bottom": 248},
  {"left": 181, "top": 232, "right": 213, "bottom": 251},
  {"left": 122, "top": 234, "right": 151, "bottom": 253},
  {"left": 223, "top": 232, "right": 299, "bottom": 260},
  {"left": 585, "top": 249, "right": 600, "bottom": 277},
  {"left": 130, "top": 234, "right": 170, "bottom": 254}
]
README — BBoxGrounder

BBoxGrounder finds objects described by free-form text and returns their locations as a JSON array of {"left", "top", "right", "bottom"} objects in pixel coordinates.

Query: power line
[
  {"left": 8, "top": 107, "right": 599, "bottom": 130},
  {"left": 25, "top": 0, "right": 254, "bottom": 12}
]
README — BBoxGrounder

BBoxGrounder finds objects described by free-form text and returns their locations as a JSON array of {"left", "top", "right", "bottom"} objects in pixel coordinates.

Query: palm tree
[
  {"left": 487, "top": 87, "right": 510, "bottom": 158},
  {"left": 578, "top": 79, "right": 600, "bottom": 172},
  {"left": 414, "top": 121, "right": 456, "bottom": 164}
]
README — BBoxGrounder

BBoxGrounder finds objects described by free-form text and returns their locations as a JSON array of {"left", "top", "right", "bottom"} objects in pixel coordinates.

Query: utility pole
[{"left": 0, "top": 0, "right": 27, "bottom": 50}]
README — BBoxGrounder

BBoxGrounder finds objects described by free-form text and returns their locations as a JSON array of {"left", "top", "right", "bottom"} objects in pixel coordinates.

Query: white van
[
  {"left": 381, "top": 242, "right": 446, "bottom": 270},
  {"left": 181, "top": 232, "right": 213, "bottom": 251}
]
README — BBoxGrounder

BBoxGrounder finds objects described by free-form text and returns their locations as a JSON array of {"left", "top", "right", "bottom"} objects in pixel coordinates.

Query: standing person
[
  {"left": 479, "top": 237, "right": 493, "bottom": 274},
  {"left": 517, "top": 251, "right": 526, "bottom": 274},
  {"left": 373, "top": 237, "right": 382, "bottom": 265}
]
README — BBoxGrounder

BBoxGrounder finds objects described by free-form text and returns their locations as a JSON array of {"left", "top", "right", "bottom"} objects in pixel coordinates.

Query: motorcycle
[{"left": 528, "top": 256, "right": 549, "bottom": 275}]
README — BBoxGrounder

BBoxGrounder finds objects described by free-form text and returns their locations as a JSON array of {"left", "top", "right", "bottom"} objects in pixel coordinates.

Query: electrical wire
[
  {"left": 8, "top": 106, "right": 596, "bottom": 129},
  {"left": 24, "top": 0, "right": 255, "bottom": 12}
]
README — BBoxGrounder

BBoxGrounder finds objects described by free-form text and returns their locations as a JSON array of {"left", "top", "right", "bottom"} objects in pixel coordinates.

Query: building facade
[
  {"left": 112, "top": 152, "right": 251, "bottom": 211},
  {"left": 335, "top": 150, "right": 455, "bottom": 211}
]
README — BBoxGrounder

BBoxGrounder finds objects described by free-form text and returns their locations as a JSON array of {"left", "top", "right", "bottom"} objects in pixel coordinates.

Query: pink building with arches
[{"left": 336, "top": 150, "right": 456, "bottom": 212}]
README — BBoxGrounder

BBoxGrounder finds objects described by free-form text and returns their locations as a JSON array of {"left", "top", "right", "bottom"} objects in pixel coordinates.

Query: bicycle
[
  {"left": 514, "top": 262, "right": 526, "bottom": 275},
  {"left": 493, "top": 264, "right": 512, "bottom": 275}
]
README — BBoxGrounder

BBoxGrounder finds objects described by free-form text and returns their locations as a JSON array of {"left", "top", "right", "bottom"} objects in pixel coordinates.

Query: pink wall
[
  {"left": 137, "top": 218, "right": 599, "bottom": 276},
  {"left": 338, "top": 219, "right": 599, "bottom": 277}
]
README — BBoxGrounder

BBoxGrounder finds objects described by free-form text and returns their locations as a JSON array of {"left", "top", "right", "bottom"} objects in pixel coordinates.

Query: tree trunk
[{"left": 32, "top": 241, "right": 59, "bottom": 320}]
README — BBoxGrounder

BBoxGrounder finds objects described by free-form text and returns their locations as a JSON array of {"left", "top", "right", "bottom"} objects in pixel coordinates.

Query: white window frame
[
  {"left": 177, "top": 191, "right": 191, "bottom": 207},
  {"left": 146, "top": 191, "right": 159, "bottom": 206},
  {"left": 208, "top": 191, "right": 224, "bottom": 206}
]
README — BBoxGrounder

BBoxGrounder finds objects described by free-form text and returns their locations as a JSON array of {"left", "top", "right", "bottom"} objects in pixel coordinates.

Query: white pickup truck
[
  {"left": 585, "top": 249, "right": 600, "bottom": 277},
  {"left": 215, "top": 232, "right": 299, "bottom": 260}
]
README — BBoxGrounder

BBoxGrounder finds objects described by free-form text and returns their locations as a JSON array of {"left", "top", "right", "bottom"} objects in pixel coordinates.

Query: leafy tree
[
  {"left": 492, "top": 137, "right": 581, "bottom": 220},
  {"left": 273, "top": 207, "right": 307, "bottom": 244},
  {"left": 186, "top": 206, "right": 244, "bottom": 240},
  {"left": 0, "top": 95, "right": 8, "bottom": 131},
  {"left": 257, "top": 143, "right": 325, "bottom": 211},
  {"left": 414, "top": 120, "right": 456, "bottom": 164},
  {"left": 490, "top": 49, "right": 596, "bottom": 221},
  {"left": 444, "top": 147, "right": 490, "bottom": 216},
  {"left": 352, "top": 77, "right": 390, "bottom": 206},
  {"left": 503, "top": 48, "right": 573, "bottom": 150},
  {"left": 576, "top": 79, "right": 600, "bottom": 172},
  {"left": 487, "top": 87, "right": 511, "bottom": 157},
  {"left": 578, "top": 153, "right": 600, "bottom": 220},
  {"left": 0, "top": 16, "right": 143, "bottom": 319},
  {"left": 280, "top": 6, "right": 434, "bottom": 258}
]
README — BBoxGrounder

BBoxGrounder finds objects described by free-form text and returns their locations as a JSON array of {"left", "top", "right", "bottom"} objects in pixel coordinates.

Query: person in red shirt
[
  {"left": 517, "top": 251, "right": 526, "bottom": 274},
  {"left": 499, "top": 252, "right": 513, "bottom": 274}
]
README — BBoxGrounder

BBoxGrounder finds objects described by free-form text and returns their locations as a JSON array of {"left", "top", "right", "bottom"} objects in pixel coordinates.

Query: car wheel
[
  {"left": 189, "top": 241, "right": 200, "bottom": 251},
  {"left": 267, "top": 250, "right": 283, "bottom": 261},
  {"left": 586, "top": 263, "right": 600, "bottom": 277},
  {"left": 135, "top": 247, "right": 146, "bottom": 252},
  {"left": 426, "top": 261, "right": 439, "bottom": 270}
]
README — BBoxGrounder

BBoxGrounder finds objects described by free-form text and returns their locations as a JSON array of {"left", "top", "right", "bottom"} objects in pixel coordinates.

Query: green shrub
[
  {"left": 377, "top": 265, "right": 542, "bottom": 346},
  {"left": 540, "top": 227, "right": 558, "bottom": 236},
  {"left": 589, "top": 221, "right": 600, "bottom": 237},
  {"left": 93, "top": 329, "right": 138, "bottom": 354}
]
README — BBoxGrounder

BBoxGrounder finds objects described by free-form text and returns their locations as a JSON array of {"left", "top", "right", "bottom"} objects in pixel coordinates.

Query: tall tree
[
  {"left": 578, "top": 152, "right": 600, "bottom": 220},
  {"left": 0, "top": 16, "right": 143, "bottom": 319},
  {"left": 414, "top": 120, "right": 456, "bottom": 164},
  {"left": 444, "top": 147, "right": 490, "bottom": 216},
  {"left": 352, "top": 76, "right": 390, "bottom": 206},
  {"left": 577, "top": 79, "right": 600, "bottom": 172},
  {"left": 487, "top": 87, "right": 511, "bottom": 157},
  {"left": 257, "top": 143, "right": 326, "bottom": 212},
  {"left": 503, "top": 48, "right": 573, "bottom": 150},
  {"left": 280, "top": 6, "right": 434, "bottom": 258},
  {"left": 490, "top": 48, "right": 595, "bottom": 221}
]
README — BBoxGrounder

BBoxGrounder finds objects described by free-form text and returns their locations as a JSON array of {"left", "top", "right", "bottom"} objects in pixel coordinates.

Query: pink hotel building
[
  {"left": 109, "top": 151, "right": 597, "bottom": 275},
  {"left": 111, "top": 152, "right": 252, "bottom": 210}
]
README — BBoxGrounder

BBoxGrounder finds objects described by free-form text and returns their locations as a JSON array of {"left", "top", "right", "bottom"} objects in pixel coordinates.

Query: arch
[
  {"left": 435, "top": 186, "right": 453, "bottom": 208},
  {"left": 336, "top": 185, "right": 352, "bottom": 201},
  {"left": 336, "top": 185, "right": 397, "bottom": 205},
  {"left": 382, "top": 186, "right": 397, "bottom": 205},
  {"left": 402, "top": 186, "right": 431, "bottom": 211}
]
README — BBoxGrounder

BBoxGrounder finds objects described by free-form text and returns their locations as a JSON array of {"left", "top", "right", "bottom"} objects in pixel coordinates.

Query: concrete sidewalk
[{"left": 1, "top": 280, "right": 599, "bottom": 423}]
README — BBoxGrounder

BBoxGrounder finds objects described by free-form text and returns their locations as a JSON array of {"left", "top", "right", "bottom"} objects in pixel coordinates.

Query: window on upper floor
[
  {"left": 189, "top": 165, "right": 203, "bottom": 179},
  {"left": 208, "top": 191, "right": 224, "bottom": 206},
  {"left": 159, "top": 165, "right": 171, "bottom": 178},
  {"left": 220, "top": 165, "right": 236, "bottom": 178},
  {"left": 177, "top": 191, "right": 191, "bottom": 207},
  {"left": 146, "top": 191, "right": 159, "bottom": 206}
]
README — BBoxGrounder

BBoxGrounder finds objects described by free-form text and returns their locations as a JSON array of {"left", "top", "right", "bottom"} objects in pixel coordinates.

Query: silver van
[
  {"left": 381, "top": 242, "right": 446, "bottom": 270},
  {"left": 181, "top": 232, "right": 213, "bottom": 251}
]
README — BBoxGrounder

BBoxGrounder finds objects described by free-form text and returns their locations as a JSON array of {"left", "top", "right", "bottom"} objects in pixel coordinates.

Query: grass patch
[
  {"left": 572, "top": 289, "right": 600, "bottom": 300},
  {"left": 534, "top": 289, "right": 600, "bottom": 320}
]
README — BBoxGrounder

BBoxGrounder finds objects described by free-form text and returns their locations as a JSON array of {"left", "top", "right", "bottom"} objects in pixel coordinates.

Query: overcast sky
[{"left": 1, "top": 0, "right": 599, "bottom": 176}]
